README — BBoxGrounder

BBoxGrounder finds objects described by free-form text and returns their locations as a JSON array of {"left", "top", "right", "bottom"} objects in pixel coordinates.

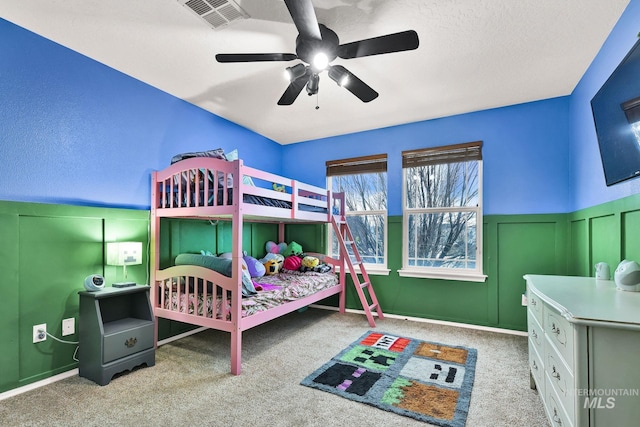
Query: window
[
  {"left": 400, "top": 141, "right": 485, "bottom": 282},
  {"left": 326, "top": 154, "right": 389, "bottom": 274}
]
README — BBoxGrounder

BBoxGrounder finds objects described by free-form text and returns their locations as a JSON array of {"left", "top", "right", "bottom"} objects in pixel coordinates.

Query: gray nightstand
[{"left": 78, "top": 285, "right": 155, "bottom": 386}]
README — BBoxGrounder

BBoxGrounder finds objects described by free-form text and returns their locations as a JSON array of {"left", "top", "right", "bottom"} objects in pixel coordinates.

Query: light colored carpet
[{"left": 0, "top": 309, "right": 549, "bottom": 426}]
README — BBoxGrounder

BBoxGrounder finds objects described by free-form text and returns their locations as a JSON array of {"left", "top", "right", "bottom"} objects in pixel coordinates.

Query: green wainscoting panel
[
  {"left": 569, "top": 219, "right": 589, "bottom": 276},
  {"left": 590, "top": 214, "right": 620, "bottom": 274},
  {"left": 18, "top": 216, "right": 103, "bottom": 382},
  {"left": 0, "top": 201, "right": 148, "bottom": 394},
  {"left": 495, "top": 219, "right": 565, "bottom": 330},
  {"left": 4, "top": 192, "right": 640, "bottom": 395},
  {"left": 0, "top": 214, "right": 19, "bottom": 389},
  {"left": 622, "top": 209, "right": 640, "bottom": 262},
  {"left": 568, "top": 193, "right": 640, "bottom": 276}
]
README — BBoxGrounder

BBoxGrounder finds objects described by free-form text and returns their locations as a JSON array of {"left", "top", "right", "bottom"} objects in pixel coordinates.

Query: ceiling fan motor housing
[{"left": 296, "top": 24, "right": 339, "bottom": 70}]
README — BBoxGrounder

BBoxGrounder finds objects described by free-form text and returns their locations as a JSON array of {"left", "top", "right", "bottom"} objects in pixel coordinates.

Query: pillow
[
  {"left": 175, "top": 253, "right": 232, "bottom": 277},
  {"left": 175, "top": 253, "right": 256, "bottom": 296},
  {"left": 225, "top": 149, "right": 255, "bottom": 187},
  {"left": 170, "top": 148, "right": 227, "bottom": 164},
  {"left": 170, "top": 148, "right": 232, "bottom": 188}
]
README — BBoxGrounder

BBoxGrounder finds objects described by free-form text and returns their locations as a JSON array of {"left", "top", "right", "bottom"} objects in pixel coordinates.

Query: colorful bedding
[{"left": 163, "top": 270, "right": 338, "bottom": 319}]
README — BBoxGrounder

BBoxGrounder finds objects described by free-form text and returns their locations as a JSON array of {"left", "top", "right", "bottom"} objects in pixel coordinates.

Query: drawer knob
[
  {"left": 531, "top": 329, "right": 538, "bottom": 339},
  {"left": 531, "top": 299, "right": 537, "bottom": 306},
  {"left": 551, "top": 323, "right": 561, "bottom": 335},
  {"left": 551, "top": 366, "right": 561, "bottom": 380},
  {"left": 552, "top": 410, "right": 563, "bottom": 426},
  {"left": 532, "top": 360, "right": 538, "bottom": 371},
  {"left": 125, "top": 337, "right": 138, "bottom": 348}
]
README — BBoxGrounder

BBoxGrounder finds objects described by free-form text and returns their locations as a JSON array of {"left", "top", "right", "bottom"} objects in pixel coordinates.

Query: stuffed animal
[
  {"left": 272, "top": 183, "right": 285, "bottom": 192},
  {"left": 260, "top": 252, "right": 284, "bottom": 268},
  {"left": 265, "top": 241, "right": 287, "bottom": 255},
  {"left": 302, "top": 256, "right": 319, "bottom": 269},
  {"left": 283, "top": 255, "right": 302, "bottom": 271},
  {"left": 243, "top": 251, "right": 265, "bottom": 278},
  {"left": 263, "top": 259, "right": 280, "bottom": 275},
  {"left": 283, "top": 241, "right": 303, "bottom": 257}
]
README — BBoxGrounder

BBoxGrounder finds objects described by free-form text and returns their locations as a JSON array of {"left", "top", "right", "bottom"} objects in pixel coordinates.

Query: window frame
[
  {"left": 326, "top": 154, "right": 390, "bottom": 276},
  {"left": 399, "top": 142, "right": 486, "bottom": 282}
]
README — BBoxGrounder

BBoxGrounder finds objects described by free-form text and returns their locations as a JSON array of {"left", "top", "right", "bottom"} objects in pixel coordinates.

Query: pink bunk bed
[{"left": 150, "top": 156, "right": 347, "bottom": 375}]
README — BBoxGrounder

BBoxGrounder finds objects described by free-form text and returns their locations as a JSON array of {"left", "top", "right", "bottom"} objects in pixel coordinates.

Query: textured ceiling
[{"left": 0, "top": 0, "right": 630, "bottom": 144}]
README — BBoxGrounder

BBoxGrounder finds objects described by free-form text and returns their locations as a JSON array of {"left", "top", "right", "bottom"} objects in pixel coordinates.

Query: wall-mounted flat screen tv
[{"left": 591, "top": 37, "right": 640, "bottom": 186}]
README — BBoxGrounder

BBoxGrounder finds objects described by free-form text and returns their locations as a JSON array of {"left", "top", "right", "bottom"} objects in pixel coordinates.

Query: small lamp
[{"left": 106, "top": 242, "right": 142, "bottom": 285}]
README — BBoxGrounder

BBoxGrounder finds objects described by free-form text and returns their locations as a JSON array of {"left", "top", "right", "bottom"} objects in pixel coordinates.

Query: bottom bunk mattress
[{"left": 163, "top": 269, "right": 338, "bottom": 319}]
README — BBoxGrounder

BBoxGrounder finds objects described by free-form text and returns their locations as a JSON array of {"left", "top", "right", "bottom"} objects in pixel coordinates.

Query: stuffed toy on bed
[
  {"left": 283, "top": 241, "right": 303, "bottom": 257},
  {"left": 265, "top": 241, "right": 287, "bottom": 255},
  {"left": 263, "top": 259, "right": 281, "bottom": 275},
  {"left": 243, "top": 251, "right": 265, "bottom": 278},
  {"left": 260, "top": 253, "right": 284, "bottom": 275},
  {"left": 283, "top": 255, "right": 302, "bottom": 271}
]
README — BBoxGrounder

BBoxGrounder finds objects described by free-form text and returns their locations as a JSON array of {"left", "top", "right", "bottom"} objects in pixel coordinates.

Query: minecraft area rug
[{"left": 301, "top": 331, "right": 477, "bottom": 427}]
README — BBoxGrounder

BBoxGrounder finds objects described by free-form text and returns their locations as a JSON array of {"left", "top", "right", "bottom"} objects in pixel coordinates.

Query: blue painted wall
[
  {"left": 2, "top": 1, "right": 640, "bottom": 213},
  {"left": 282, "top": 97, "right": 571, "bottom": 216},
  {"left": 0, "top": 18, "right": 280, "bottom": 209},
  {"left": 569, "top": 0, "right": 640, "bottom": 210}
]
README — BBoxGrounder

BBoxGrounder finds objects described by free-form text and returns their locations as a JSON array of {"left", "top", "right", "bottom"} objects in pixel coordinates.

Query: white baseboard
[
  {"left": 310, "top": 304, "right": 528, "bottom": 337},
  {"left": 0, "top": 369, "right": 79, "bottom": 402}
]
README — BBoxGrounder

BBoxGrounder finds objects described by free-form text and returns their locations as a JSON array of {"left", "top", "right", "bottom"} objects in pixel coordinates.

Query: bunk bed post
[
  {"left": 278, "top": 222, "right": 285, "bottom": 243},
  {"left": 230, "top": 159, "right": 243, "bottom": 375},
  {"left": 150, "top": 171, "right": 160, "bottom": 346},
  {"left": 336, "top": 192, "right": 347, "bottom": 314}
]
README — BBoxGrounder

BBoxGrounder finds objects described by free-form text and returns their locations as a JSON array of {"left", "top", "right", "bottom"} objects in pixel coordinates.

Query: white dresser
[{"left": 524, "top": 275, "right": 640, "bottom": 427}]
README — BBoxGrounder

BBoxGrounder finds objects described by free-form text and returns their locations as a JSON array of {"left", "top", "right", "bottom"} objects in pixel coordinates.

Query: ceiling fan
[{"left": 215, "top": 0, "right": 420, "bottom": 105}]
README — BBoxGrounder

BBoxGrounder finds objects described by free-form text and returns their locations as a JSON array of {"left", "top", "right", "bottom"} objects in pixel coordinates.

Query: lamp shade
[{"left": 106, "top": 242, "right": 142, "bottom": 266}]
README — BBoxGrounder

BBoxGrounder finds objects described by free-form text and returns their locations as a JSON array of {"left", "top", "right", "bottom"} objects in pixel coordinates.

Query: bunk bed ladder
[{"left": 331, "top": 216, "right": 384, "bottom": 327}]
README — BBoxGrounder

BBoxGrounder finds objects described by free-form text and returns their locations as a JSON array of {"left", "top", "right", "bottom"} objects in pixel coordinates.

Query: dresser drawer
[
  {"left": 103, "top": 318, "right": 154, "bottom": 364},
  {"left": 545, "top": 345, "right": 575, "bottom": 421},
  {"left": 528, "top": 338, "right": 544, "bottom": 395},
  {"left": 527, "top": 289, "right": 544, "bottom": 326},
  {"left": 544, "top": 308, "right": 574, "bottom": 371},
  {"left": 545, "top": 374, "right": 574, "bottom": 427},
  {"left": 528, "top": 309, "right": 544, "bottom": 356}
]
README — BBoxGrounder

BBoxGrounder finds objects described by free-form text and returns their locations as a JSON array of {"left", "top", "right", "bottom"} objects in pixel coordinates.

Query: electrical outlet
[
  {"left": 33, "top": 324, "right": 46, "bottom": 343},
  {"left": 62, "top": 318, "right": 75, "bottom": 336}
]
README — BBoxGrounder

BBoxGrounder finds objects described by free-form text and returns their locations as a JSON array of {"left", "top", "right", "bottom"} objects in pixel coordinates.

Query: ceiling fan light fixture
[
  {"left": 328, "top": 66, "right": 350, "bottom": 87},
  {"left": 284, "top": 63, "right": 306, "bottom": 81},
  {"left": 312, "top": 52, "right": 329, "bottom": 71},
  {"left": 306, "top": 74, "right": 320, "bottom": 96}
]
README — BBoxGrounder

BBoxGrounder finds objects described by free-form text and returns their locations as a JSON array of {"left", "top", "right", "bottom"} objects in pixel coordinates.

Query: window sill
[
  {"left": 334, "top": 266, "right": 391, "bottom": 276},
  {"left": 397, "top": 268, "right": 487, "bottom": 283}
]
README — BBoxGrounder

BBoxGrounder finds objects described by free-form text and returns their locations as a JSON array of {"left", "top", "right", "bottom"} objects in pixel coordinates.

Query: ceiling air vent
[{"left": 179, "top": 0, "right": 249, "bottom": 30}]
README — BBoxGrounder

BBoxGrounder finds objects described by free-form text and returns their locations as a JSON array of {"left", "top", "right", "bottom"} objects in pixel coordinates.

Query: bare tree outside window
[
  {"left": 402, "top": 142, "right": 483, "bottom": 279},
  {"left": 405, "top": 162, "right": 478, "bottom": 268},
  {"left": 331, "top": 172, "right": 387, "bottom": 265}
]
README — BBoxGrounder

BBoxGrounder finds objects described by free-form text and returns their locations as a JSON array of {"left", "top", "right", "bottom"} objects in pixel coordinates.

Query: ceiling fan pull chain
[{"left": 315, "top": 92, "right": 320, "bottom": 110}]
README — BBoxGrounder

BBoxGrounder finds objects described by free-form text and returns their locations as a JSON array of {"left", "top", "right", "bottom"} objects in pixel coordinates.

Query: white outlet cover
[
  {"left": 62, "top": 318, "right": 75, "bottom": 336},
  {"left": 33, "top": 323, "right": 46, "bottom": 343}
]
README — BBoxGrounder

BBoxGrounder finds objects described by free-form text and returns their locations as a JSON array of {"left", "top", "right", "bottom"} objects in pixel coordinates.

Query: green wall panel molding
[
  {"left": 567, "top": 193, "right": 640, "bottom": 276},
  {"left": 4, "top": 193, "right": 639, "bottom": 394},
  {"left": 0, "top": 201, "right": 149, "bottom": 394}
]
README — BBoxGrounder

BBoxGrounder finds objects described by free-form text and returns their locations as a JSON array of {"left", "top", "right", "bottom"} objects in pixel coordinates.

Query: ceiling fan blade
[
  {"left": 278, "top": 68, "right": 312, "bottom": 105},
  {"left": 215, "top": 53, "right": 297, "bottom": 63},
  {"left": 284, "top": 0, "right": 322, "bottom": 41},
  {"left": 330, "top": 65, "right": 378, "bottom": 103},
  {"left": 337, "top": 30, "right": 419, "bottom": 59}
]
